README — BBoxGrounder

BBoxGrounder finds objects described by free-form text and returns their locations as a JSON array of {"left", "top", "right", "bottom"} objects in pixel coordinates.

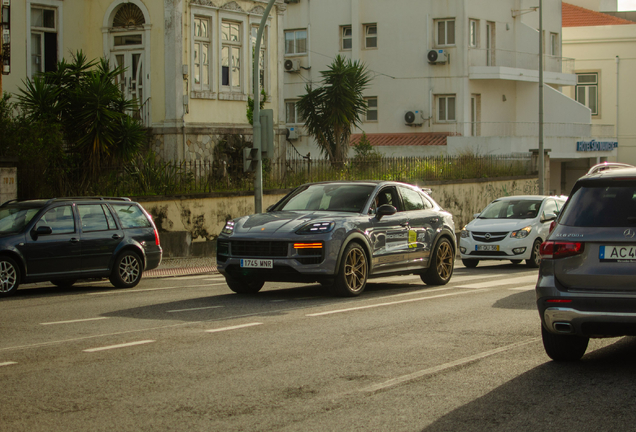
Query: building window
[
  {"left": 221, "top": 20, "right": 242, "bottom": 91},
  {"left": 469, "top": 19, "right": 479, "bottom": 48},
  {"left": 437, "top": 95, "right": 456, "bottom": 122},
  {"left": 364, "top": 24, "right": 377, "bottom": 49},
  {"left": 285, "top": 29, "right": 307, "bottom": 55},
  {"left": 286, "top": 100, "right": 303, "bottom": 124},
  {"left": 193, "top": 16, "right": 211, "bottom": 91},
  {"left": 437, "top": 19, "right": 455, "bottom": 46},
  {"left": 30, "top": 6, "right": 58, "bottom": 77},
  {"left": 365, "top": 97, "right": 378, "bottom": 122},
  {"left": 341, "top": 25, "right": 352, "bottom": 50},
  {"left": 251, "top": 25, "right": 267, "bottom": 92},
  {"left": 576, "top": 73, "right": 598, "bottom": 116},
  {"left": 550, "top": 32, "right": 558, "bottom": 56}
]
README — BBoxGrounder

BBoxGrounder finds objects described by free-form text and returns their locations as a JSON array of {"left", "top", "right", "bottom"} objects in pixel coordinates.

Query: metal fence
[{"left": 17, "top": 154, "right": 535, "bottom": 200}]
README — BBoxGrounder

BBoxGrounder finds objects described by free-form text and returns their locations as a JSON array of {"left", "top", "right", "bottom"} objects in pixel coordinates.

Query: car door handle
[
  {"left": 112, "top": 234, "right": 122, "bottom": 239},
  {"left": 70, "top": 238, "right": 80, "bottom": 243},
  {"left": 400, "top": 223, "right": 410, "bottom": 227}
]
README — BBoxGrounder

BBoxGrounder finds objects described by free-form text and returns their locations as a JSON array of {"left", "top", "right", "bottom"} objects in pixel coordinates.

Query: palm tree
[{"left": 296, "top": 55, "right": 371, "bottom": 164}]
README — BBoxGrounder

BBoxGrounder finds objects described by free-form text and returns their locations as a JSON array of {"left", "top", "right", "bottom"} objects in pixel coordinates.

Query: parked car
[
  {"left": 216, "top": 181, "right": 456, "bottom": 296},
  {"left": 459, "top": 195, "right": 567, "bottom": 268},
  {"left": 0, "top": 197, "right": 162, "bottom": 297},
  {"left": 536, "top": 164, "right": 636, "bottom": 361}
]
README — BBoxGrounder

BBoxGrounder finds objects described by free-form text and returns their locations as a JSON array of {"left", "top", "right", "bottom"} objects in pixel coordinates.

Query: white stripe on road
[
  {"left": 83, "top": 340, "right": 155, "bottom": 353},
  {"left": 87, "top": 283, "right": 227, "bottom": 295},
  {"left": 0, "top": 361, "right": 17, "bottom": 367},
  {"left": 167, "top": 306, "right": 223, "bottom": 313},
  {"left": 306, "top": 290, "right": 486, "bottom": 317},
  {"left": 361, "top": 337, "right": 540, "bottom": 393},
  {"left": 205, "top": 322, "right": 263, "bottom": 333},
  {"left": 40, "top": 317, "right": 109, "bottom": 326},
  {"left": 457, "top": 275, "right": 538, "bottom": 289},
  {"left": 508, "top": 284, "right": 537, "bottom": 291}
]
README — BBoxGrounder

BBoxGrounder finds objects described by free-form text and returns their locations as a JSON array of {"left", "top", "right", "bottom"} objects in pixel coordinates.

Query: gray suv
[{"left": 536, "top": 165, "right": 636, "bottom": 361}]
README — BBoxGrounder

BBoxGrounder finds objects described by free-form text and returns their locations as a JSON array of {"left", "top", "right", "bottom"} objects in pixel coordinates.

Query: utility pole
[
  {"left": 538, "top": 0, "right": 545, "bottom": 195},
  {"left": 251, "top": 0, "right": 277, "bottom": 214}
]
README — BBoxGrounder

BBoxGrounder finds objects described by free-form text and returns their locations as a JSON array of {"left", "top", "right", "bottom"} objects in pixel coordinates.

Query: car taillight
[
  {"left": 540, "top": 241, "right": 584, "bottom": 259},
  {"left": 153, "top": 227, "right": 160, "bottom": 246},
  {"left": 549, "top": 220, "right": 557, "bottom": 234}
]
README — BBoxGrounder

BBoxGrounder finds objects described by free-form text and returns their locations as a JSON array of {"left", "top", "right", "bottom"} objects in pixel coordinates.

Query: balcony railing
[
  {"left": 469, "top": 48, "right": 575, "bottom": 74},
  {"left": 432, "top": 122, "right": 615, "bottom": 138}
]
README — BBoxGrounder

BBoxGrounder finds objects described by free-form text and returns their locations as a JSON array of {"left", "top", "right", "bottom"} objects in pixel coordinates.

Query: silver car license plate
[
  {"left": 240, "top": 259, "right": 273, "bottom": 269},
  {"left": 476, "top": 245, "right": 499, "bottom": 252}
]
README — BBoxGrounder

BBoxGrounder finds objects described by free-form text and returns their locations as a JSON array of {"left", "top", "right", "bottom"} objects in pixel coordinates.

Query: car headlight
[
  {"left": 296, "top": 221, "right": 335, "bottom": 235},
  {"left": 460, "top": 226, "right": 470, "bottom": 238},
  {"left": 222, "top": 220, "right": 235, "bottom": 234},
  {"left": 511, "top": 226, "right": 532, "bottom": 239}
]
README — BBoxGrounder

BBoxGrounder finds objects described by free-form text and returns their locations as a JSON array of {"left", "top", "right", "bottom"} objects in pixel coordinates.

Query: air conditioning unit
[
  {"left": 427, "top": 49, "right": 448, "bottom": 64},
  {"left": 404, "top": 110, "right": 424, "bottom": 126},
  {"left": 284, "top": 59, "right": 301, "bottom": 72},
  {"left": 286, "top": 127, "right": 300, "bottom": 140}
]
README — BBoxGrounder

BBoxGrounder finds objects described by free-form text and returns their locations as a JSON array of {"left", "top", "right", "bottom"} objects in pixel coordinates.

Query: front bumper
[{"left": 459, "top": 235, "right": 533, "bottom": 260}]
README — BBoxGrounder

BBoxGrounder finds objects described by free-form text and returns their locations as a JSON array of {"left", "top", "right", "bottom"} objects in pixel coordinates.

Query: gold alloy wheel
[
  {"left": 436, "top": 240, "right": 454, "bottom": 281},
  {"left": 344, "top": 247, "right": 367, "bottom": 293}
]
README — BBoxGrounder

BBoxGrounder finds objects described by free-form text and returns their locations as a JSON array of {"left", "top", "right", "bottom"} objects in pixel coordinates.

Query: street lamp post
[{"left": 538, "top": 0, "right": 545, "bottom": 195}]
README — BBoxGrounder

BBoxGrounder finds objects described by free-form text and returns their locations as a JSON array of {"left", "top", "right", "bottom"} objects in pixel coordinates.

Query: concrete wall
[
  {"left": 135, "top": 176, "right": 538, "bottom": 258},
  {"left": 0, "top": 168, "right": 17, "bottom": 205}
]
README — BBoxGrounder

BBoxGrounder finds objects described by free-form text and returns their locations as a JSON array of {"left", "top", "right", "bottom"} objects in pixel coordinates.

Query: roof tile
[
  {"left": 350, "top": 132, "right": 459, "bottom": 147},
  {"left": 563, "top": 2, "right": 635, "bottom": 27}
]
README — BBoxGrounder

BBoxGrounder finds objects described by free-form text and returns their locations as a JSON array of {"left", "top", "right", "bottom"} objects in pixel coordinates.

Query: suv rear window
[
  {"left": 112, "top": 204, "right": 152, "bottom": 229},
  {"left": 560, "top": 184, "right": 636, "bottom": 227}
]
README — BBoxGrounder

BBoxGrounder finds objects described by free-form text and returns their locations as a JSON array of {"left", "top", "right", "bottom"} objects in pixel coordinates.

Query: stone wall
[{"left": 134, "top": 176, "right": 539, "bottom": 258}]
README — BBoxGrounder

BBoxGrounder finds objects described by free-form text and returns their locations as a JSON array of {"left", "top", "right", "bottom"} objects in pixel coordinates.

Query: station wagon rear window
[{"left": 112, "top": 204, "right": 152, "bottom": 228}]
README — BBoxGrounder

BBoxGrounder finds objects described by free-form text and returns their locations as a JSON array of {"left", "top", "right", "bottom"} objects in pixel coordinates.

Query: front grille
[
  {"left": 230, "top": 241, "right": 289, "bottom": 257},
  {"left": 468, "top": 251, "right": 509, "bottom": 256},
  {"left": 472, "top": 231, "right": 509, "bottom": 243},
  {"left": 217, "top": 240, "right": 229, "bottom": 263}
]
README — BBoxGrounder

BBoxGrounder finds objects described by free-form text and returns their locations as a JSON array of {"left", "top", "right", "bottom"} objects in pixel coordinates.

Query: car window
[
  {"left": 78, "top": 204, "right": 110, "bottom": 232},
  {"left": 36, "top": 205, "right": 75, "bottom": 234},
  {"left": 399, "top": 186, "right": 425, "bottom": 211},
  {"left": 479, "top": 199, "right": 542, "bottom": 220},
  {"left": 422, "top": 194, "right": 434, "bottom": 209},
  {"left": 112, "top": 204, "right": 152, "bottom": 228},
  {"left": 371, "top": 187, "right": 402, "bottom": 213},
  {"left": 542, "top": 199, "right": 558, "bottom": 219},
  {"left": 0, "top": 206, "right": 41, "bottom": 234},
  {"left": 560, "top": 185, "right": 636, "bottom": 227},
  {"left": 103, "top": 204, "right": 118, "bottom": 229},
  {"left": 276, "top": 184, "right": 375, "bottom": 213}
]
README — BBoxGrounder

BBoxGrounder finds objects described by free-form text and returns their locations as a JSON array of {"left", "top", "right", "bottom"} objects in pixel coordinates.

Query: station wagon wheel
[
  {"left": 225, "top": 275, "right": 264, "bottom": 294},
  {"left": 421, "top": 238, "right": 454, "bottom": 285},
  {"left": 0, "top": 257, "right": 20, "bottom": 297},
  {"left": 330, "top": 243, "right": 367, "bottom": 297},
  {"left": 527, "top": 239, "right": 542, "bottom": 268},
  {"left": 110, "top": 251, "right": 143, "bottom": 288}
]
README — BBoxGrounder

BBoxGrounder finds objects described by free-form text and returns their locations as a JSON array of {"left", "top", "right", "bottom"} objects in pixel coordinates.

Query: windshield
[
  {"left": 273, "top": 184, "right": 375, "bottom": 213},
  {"left": 560, "top": 184, "right": 636, "bottom": 227},
  {"left": 0, "top": 206, "right": 42, "bottom": 234},
  {"left": 478, "top": 199, "right": 542, "bottom": 220}
]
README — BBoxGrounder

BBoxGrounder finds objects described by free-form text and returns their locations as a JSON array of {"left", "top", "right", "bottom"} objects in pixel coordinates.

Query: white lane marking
[
  {"left": 83, "top": 340, "right": 155, "bottom": 353},
  {"left": 361, "top": 338, "right": 540, "bottom": 393},
  {"left": 0, "top": 361, "right": 17, "bottom": 367},
  {"left": 40, "top": 317, "right": 109, "bottom": 326},
  {"left": 205, "top": 322, "right": 263, "bottom": 333},
  {"left": 509, "top": 284, "right": 536, "bottom": 291},
  {"left": 457, "top": 275, "right": 538, "bottom": 289},
  {"left": 87, "top": 283, "right": 227, "bottom": 295},
  {"left": 170, "top": 275, "right": 216, "bottom": 281},
  {"left": 167, "top": 306, "right": 223, "bottom": 313},
  {"left": 306, "top": 290, "right": 486, "bottom": 317}
]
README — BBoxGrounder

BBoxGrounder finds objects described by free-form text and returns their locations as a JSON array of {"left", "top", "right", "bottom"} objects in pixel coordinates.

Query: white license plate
[
  {"left": 599, "top": 245, "right": 636, "bottom": 262},
  {"left": 476, "top": 245, "right": 499, "bottom": 252},
  {"left": 240, "top": 259, "right": 273, "bottom": 269}
]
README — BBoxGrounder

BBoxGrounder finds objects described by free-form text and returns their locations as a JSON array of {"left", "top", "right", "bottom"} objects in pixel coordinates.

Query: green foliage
[
  {"left": 246, "top": 88, "right": 268, "bottom": 125},
  {"left": 297, "top": 55, "right": 371, "bottom": 164}
]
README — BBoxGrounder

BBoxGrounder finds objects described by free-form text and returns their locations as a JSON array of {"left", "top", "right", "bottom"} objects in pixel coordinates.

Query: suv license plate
[
  {"left": 240, "top": 259, "right": 273, "bottom": 269},
  {"left": 476, "top": 245, "right": 499, "bottom": 252},
  {"left": 599, "top": 245, "right": 636, "bottom": 262}
]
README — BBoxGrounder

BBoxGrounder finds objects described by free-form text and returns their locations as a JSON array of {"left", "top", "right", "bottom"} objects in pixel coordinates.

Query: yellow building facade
[{"left": 4, "top": 0, "right": 287, "bottom": 162}]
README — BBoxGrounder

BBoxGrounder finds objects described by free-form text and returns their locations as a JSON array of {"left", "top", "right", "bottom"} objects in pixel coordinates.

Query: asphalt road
[{"left": 1, "top": 261, "right": 634, "bottom": 432}]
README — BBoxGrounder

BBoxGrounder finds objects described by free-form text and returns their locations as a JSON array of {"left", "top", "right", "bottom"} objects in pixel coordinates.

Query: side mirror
[
  {"left": 31, "top": 225, "right": 52, "bottom": 240},
  {"left": 376, "top": 204, "right": 397, "bottom": 220},
  {"left": 473, "top": 213, "right": 481, "bottom": 219},
  {"left": 542, "top": 212, "right": 557, "bottom": 223}
]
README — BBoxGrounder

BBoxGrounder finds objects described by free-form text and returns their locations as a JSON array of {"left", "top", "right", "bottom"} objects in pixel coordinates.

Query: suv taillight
[{"left": 540, "top": 241, "right": 584, "bottom": 259}]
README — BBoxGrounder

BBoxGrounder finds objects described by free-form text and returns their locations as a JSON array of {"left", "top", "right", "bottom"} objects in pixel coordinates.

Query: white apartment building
[{"left": 282, "top": 0, "right": 616, "bottom": 194}]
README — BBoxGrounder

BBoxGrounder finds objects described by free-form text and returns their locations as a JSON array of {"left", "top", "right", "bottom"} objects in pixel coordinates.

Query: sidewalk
[{"left": 144, "top": 257, "right": 218, "bottom": 278}]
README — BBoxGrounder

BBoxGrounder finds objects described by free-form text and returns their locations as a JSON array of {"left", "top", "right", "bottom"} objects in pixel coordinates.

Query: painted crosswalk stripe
[
  {"left": 41, "top": 317, "right": 108, "bottom": 326},
  {"left": 167, "top": 306, "right": 223, "bottom": 313},
  {"left": 457, "top": 275, "right": 538, "bottom": 289},
  {"left": 83, "top": 340, "right": 155, "bottom": 353},
  {"left": 0, "top": 361, "right": 17, "bottom": 367},
  {"left": 205, "top": 322, "right": 263, "bottom": 333}
]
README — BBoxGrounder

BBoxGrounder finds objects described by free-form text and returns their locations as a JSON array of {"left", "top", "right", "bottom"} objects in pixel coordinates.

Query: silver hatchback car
[{"left": 536, "top": 165, "right": 636, "bottom": 361}]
